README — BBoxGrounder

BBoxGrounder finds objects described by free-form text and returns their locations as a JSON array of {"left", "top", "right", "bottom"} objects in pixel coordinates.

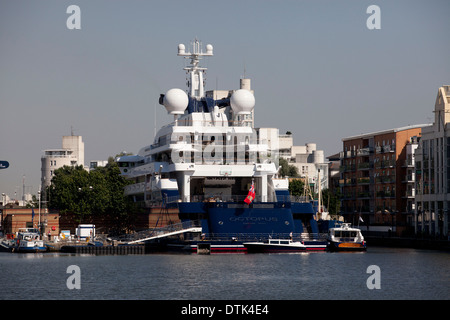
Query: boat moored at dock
[
  {"left": 116, "top": 39, "right": 327, "bottom": 251},
  {"left": 244, "top": 238, "right": 306, "bottom": 253},
  {"left": 327, "top": 223, "right": 366, "bottom": 252},
  {"left": 10, "top": 228, "right": 47, "bottom": 253}
]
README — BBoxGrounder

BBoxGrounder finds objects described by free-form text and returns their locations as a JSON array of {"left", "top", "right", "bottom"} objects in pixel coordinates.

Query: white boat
[
  {"left": 12, "top": 228, "right": 47, "bottom": 253},
  {"left": 0, "top": 238, "right": 16, "bottom": 252},
  {"left": 327, "top": 223, "right": 366, "bottom": 251},
  {"left": 243, "top": 238, "right": 307, "bottom": 253}
]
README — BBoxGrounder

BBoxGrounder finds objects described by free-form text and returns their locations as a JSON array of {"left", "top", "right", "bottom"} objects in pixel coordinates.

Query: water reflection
[{"left": 0, "top": 248, "right": 448, "bottom": 300}]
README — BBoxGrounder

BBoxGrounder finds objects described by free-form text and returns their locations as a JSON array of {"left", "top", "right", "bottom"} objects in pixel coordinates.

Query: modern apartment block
[
  {"left": 414, "top": 86, "right": 450, "bottom": 237},
  {"left": 340, "top": 124, "right": 428, "bottom": 235}
]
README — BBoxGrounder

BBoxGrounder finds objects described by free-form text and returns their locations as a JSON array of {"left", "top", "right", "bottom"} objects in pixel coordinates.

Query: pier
[
  {"left": 59, "top": 244, "right": 145, "bottom": 254},
  {"left": 40, "top": 221, "right": 202, "bottom": 254}
]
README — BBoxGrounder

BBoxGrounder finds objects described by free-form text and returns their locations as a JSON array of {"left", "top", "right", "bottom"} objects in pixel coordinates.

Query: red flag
[{"left": 244, "top": 181, "right": 255, "bottom": 204}]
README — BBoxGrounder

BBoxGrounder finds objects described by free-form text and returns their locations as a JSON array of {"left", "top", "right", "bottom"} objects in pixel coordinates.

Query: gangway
[{"left": 122, "top": 221, "right": 202, "bottom": 244}]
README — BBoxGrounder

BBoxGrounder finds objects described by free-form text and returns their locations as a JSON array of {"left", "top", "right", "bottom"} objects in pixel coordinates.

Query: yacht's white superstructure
[{"left": 117, "top": 39, "right": 279, "bottom": 207}]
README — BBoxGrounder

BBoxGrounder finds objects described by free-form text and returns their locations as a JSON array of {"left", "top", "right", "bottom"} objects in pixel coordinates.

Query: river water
[{"left": 0, "top": 247, "right": 448, "bottom": 301}]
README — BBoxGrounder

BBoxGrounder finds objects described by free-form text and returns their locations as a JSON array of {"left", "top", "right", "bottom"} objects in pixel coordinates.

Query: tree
[
  {"left": 321, "top": 188, "right": 341, "bottom": 217},
  {"left": 48, "top": 165, "right": 92, "bottom": 221},
  {"left": 48, "top": 161, "right": 134, "bottom": 232},
  {"left": 279, "top": 158, "right": 299, "bottom": 178},
  {"left": 288, "top": 179, "right": 305, "bottom": 197}
]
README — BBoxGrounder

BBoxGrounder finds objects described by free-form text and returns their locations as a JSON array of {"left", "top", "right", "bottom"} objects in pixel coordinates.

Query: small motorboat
[
  {"left": 327, "top": 223, "right": 366, "bottom": 252},
  {"left": 243, "top": 238, "right": 306, "bottom": 253}
]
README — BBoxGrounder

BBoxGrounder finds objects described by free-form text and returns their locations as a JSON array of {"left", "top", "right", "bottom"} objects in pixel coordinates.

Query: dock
[
  {"left": 59, "top": 244, "right": 145, "bottom": 254},
  {"left": 41, "top": 221, "right": 202, "bottom": 254}
]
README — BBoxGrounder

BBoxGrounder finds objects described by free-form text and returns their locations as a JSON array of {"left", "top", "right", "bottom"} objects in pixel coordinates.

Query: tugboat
[{"left": 327, "top": 223, "right": 366, "bottom": 252}]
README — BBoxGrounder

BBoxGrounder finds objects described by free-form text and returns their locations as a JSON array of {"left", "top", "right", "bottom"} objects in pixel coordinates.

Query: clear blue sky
[{"left": 1, "top": 0, "right": 449, "bottom": 198}]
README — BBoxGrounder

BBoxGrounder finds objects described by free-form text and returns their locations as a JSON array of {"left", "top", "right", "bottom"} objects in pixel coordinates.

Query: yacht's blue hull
[
  {"left": 176, "top": 200, "right": 327, "bottom": 252},
  {"left": 178, "top": 201, "right": 315, "bottom": 235}
]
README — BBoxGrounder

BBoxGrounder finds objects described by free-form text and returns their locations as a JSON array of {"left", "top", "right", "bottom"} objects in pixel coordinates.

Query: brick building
[
  {"left": 340, "top": 124, "right": 429, "bottom": 235},
  {"left": 1, "top": 208, "right": 59, "bottom": 237}
]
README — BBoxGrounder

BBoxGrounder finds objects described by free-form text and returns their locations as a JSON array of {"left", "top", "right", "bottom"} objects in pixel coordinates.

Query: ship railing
[
  {"left": 117, "top": 220, "right": 201, "bottom": 242},
  {"left": 164, "top": 194, "right": 310, "bottom": 204},
  {"left": 201, "top": 232, "right": 328, "bottom": 242}
]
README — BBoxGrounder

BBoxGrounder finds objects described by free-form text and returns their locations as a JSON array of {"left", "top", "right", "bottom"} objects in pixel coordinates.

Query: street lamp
[
  {"left": 1, "top": 193, "right": 5, "bottom": 233},
  {"left": 38, "top": 189, "right": 41, "bottom": 235}
]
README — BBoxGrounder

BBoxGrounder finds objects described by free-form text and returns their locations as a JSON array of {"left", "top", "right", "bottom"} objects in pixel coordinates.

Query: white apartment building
[
  {"left": 41, "top": 135, "right": 85, "bottom": 190},
  {"left": 291, "top": 142, "right": 328, "bottom": 191},
  {"left": 271, "top": 132, "right": 328, "bottom": 191},
  {"left": 414, "top": 85, "right": 450, "bottom": 238}
]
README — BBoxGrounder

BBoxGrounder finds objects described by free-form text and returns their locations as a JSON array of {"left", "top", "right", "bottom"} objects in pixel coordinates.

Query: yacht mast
[{"left": 177, "top": 39, "right": 213, "bottom": 99}]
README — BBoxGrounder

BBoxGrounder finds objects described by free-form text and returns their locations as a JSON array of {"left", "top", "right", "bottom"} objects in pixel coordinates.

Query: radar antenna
[{"left": 177, "top": 38, "right": 213, "bottom": 99}]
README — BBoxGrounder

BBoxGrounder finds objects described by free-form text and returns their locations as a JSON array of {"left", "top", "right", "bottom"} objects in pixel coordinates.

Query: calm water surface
[{"left": 0, "top": 247, "right": 448, "bottom": 300}]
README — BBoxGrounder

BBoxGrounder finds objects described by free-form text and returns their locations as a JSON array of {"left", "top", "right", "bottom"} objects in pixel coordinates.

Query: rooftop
[{"left": 342, "top": 124, "right": 432, "bottom": 141}]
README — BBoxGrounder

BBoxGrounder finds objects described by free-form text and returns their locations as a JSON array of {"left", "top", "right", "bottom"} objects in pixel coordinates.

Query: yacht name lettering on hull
[{"left": 229, "top": 217, "right": 278, "bottom": 223}]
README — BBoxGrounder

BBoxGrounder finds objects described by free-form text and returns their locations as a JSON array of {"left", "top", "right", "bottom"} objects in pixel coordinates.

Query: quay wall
[{"left": 366, "top": 236, "right": 450, "bottom": 251}]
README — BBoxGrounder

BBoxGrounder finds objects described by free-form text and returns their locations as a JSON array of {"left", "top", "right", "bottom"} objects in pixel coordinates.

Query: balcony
[
  {"left": 357, "top": 162, "right": 373, "bottom": 170},
  {"left": 375, "top": 144, "right": 396, "bottom": 154},
  {"left": 375, "top": 176, "right": 396, "bottom": 184},
  {"left": 358, "top": 192, "right": 372, "bottom": 199},
  {"left": 403, "top": 189, "right": 415, "bottom": 198},
  {"left": 339, "top": 164, "right": 356, "bottom": 172},
  {"left": 403, "top": 159, "right": 414, "bottom": 167},
  {"left": 374, "top": 160, "right": 395, "bottom": 169},
  {"left": 376, "top": 190, "right": 396, "bottom": 198},
  {"left": 339, "top": 178, "right": 356, "bottom": 187},
  {"left": 357, "top": 177, "right": 371, "bottom": 185},
  {"left": 340, "top": 150, "right": 356, "bottom": 158},
  {"left": 357, "top": 147, "right": 373, "bottom": 157}
]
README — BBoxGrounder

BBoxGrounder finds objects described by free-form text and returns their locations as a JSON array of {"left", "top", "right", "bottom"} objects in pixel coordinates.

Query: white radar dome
[
  {"left": 206, "top": 44, "right": 213, "bottom": 55},
  {"left": 178, "top": 44, "right": 185, "bottom": 55},
  {"left": 230, "top": 89, "right": 255, "bottom": 115},
  {"left": 163, "top": 88, "right": 188, "bottom": 115}
]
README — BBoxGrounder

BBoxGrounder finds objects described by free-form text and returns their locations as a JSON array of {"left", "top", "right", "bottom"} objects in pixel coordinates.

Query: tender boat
[
  {"left": 327, "top": 223, "right": 366, "bottom": 251},
  {"left": 243, "top": 238, "right": 307, "bottom": 253}
]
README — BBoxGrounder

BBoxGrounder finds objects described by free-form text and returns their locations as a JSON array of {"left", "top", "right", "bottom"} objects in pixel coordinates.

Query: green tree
[
  {"left": 279, "top": 158, "right": 299, "bottom": 178},
  {"left": 48, "top": 161, "right": 134, "bottom": 232},
  {"left": 321, "top": 188, "right": 341, "bottom": 217},
  {"left": 288, "top": 178, "right": 305, "bottom": 197},
  {"left": 48, "top": 165, "right": 92, "bottom": 222}
]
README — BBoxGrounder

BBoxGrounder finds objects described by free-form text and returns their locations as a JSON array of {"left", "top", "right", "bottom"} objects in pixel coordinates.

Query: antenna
[
  {"left": 154, "top": 103, "right": 157, "bottom": 139},
  {"left": 177, "top": 39, "right": 213, "bottom": 99}
]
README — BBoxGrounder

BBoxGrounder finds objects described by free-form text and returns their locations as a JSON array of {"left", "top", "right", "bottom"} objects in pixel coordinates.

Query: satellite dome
[
  {"left": 230, "top": 89, "right": 255, "bottom": 115},
  {"left": 178, "top": 44, "right": 185, "bottom": 55},
  {"left": 163, "top": 88, "right": 188, "bottom": 115},
  {"left": 206, "top": 44, "right": 213, "bottom": 55}
]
